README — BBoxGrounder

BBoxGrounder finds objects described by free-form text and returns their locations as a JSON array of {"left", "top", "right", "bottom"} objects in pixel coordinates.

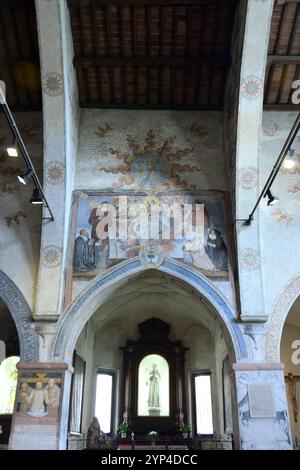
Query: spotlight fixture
[
  {"left": 283, "top": 148, "right": 295, "bottom": 169},
  {"left": 243, "top": 112, "right": 300, "bottom": 225},
  {"left": 266, "top": 188, "right": 279, "bottom": 206},
  {"left": 30, "top": 187, "right": 43, "bottom": 205},
  {"left": 18, "top": 168, "right": 33, "bottom": 185},
  {"left": 0, "top": 80, "right": 54, "bottom": 221},
  {"left": 7, "top": 136, "right": 18, "bottom": 157}
]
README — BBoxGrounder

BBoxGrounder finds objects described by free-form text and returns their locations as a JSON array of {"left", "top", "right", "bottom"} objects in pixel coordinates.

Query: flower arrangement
[
  {"left": 118, "top": 421, "right": 129, "bottom": 435},
  {"left": 148, "top": 431, "right": 159, "bottom": 439},
  {"left": 180, "top": 423, "right": 191, "bottom": 436}
]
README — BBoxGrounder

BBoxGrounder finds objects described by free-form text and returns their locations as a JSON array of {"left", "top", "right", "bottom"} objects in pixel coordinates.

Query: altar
[{"left": 117, "top": 444, "right": 189, "bottom": 450}]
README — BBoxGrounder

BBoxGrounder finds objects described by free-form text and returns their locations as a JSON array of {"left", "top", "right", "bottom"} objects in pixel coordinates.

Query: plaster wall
[
  {"left": 0, "top": 112, "right": 43, "bottom": 308},
  {"left": 260, "top": 111, "right": 300, "bottom": 317},
  {"left": 75, "top": 109, "right": 226, "bottom": 191}
]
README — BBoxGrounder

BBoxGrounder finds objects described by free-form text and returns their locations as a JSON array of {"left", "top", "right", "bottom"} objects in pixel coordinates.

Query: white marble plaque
[
  {"left": 11, "top": 424, "right": 58, "bottom": 450},
  {"left": 248, "top": 383, "right": 276, "bottom": 418}
]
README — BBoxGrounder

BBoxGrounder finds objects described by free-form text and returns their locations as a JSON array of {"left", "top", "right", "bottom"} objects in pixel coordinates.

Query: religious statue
[
  {"left": 146, "top": 364, "right": 161, "bottom": 415},
  {"left": 86, "top": 417, "right": 104, "bottom": 449}
]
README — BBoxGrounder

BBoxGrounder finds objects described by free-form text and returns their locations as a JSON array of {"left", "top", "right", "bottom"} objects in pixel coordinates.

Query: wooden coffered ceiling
[
  {"left": 264, "top": 0, "right": 300, "bottom": 109},
  {"left": 68, "top": 0, "right": 238, "bottom": 110},
  {"left": 0, "top": 0, "right": 42, "bottom": 111}
]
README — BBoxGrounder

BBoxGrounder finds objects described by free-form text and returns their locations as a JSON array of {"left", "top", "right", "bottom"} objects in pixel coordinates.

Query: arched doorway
[
  {"left": 0, "top": 271, "right": 38, "bottom": 448},
  {"left": 53, "top": 260, "right": 246, "bottom": 450},
  {"left": 280, "top": 295, "right": 300, "bottom": 449},
  {"left": 0, "top": 297, "right": 20, "bottom": 448}
]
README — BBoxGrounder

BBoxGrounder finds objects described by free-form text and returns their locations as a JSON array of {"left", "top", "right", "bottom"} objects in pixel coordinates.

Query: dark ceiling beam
[
  {"left": 79, "top": 102, "right": 222, "bottom": 110},
  {"left": 276, "top": 0, "right": 300, "bottom": 5},
  {"left": 68, "top": 0, "right": 236, "bottom": 6},
  {"left": 264, "top": 104, "right": 300, "bottom": 110},
  {"left": 267, "top": 55, "right": 300, "bottom": 65},
  {"left": 74, "top": 55, "right": 230, "bottom": 68},
  {"left": 0, "top": 0, "right": 35, "bottom": 6}
]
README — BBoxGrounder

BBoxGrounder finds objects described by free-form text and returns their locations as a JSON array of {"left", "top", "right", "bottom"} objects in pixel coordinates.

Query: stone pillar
[
  {"left": 9, "top": 362, "right": 72, "bottom": 450},
  {"left": 34, "top": 0, "right": 79, "bottom": 321},
  {"left": 233, "top": 363, "right": 292, "bottom": 450}
]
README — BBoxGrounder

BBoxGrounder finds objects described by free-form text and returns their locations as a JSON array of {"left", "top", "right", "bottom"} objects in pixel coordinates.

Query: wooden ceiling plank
[
  {"left": 119, "top": 5, "right": 127, "bottom": 104},
  {"left": 12, "top": 5, "right": 32, "bottom": 106},
  {"left": 268, "top": 55, "right": 300, "bottom": 64},
  {"left": 207, "top": 2, "right": 220, "bottom": 106},
  {"left": 131, "top": 6, "right": 138, "bottom": 104},
  {"left": 91, "top": 5, "right": 104, "bottom": 102},
  {"left": 78, "top": 101, "right": 222, "bottom": 110},
  {"left": 69, "top": 1, "right": 237, "bottom": 6},
  {"left": 158, "top": 5, "right": 164, "bottom": 104},
  {"left": 170, "top": 5, "right": 178, "bottom": 105},
  {"left": 104, "top": 5, "right": 115, "bottom": 103},
  {"left": 146, "top": 5, "right": 151, "bottom": 104},
  {"left": 79, "top": 2, "right": 92, "bottom": 103},
  {"left": 195, "top": 4, "right": 206, "bottom": 105},
  {"left": 0, "top": 9, "right": 22, "bottom": 108},
  {"left": 287, "top": 3, "right": 300, "bottom": 55},
  {"left": 265, "top": 3, "right": 286, "bottom": 103},
  {"left": 74, "top": 55, "right": 230, "bottom": 67}
]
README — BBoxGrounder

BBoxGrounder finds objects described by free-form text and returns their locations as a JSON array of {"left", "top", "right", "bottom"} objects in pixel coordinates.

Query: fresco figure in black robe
[
  {"left": 73, "top": 229, "right": 95, "bottom": 272},
  {"left": 205, "top": 228, "right": 228, "bottom": 271}
]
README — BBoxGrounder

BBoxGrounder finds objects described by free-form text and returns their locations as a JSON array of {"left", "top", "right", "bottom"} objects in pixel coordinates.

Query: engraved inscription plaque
[{"left": 248, "top": 383, "right": 276, "bottom": 418}]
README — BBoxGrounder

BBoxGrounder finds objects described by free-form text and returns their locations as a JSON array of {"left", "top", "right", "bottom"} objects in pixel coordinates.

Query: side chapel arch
[
  {"left": 265, "top": 273, "right": 300, "bottom": 362},
  {"left": 0, "top": 270, "right": 38, "bottom": 362},
  {"left": 52, "top": 258, "right": 247, "bottom": 364}
]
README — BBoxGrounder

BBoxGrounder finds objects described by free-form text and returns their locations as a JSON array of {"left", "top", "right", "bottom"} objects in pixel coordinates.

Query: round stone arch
[
  {"left": 53, "top": 258, "right": 248, "bottom": 363},
  {"left": 0, "top": 270, "right": 38, "bottom": 362},
  {"left": 265, "top": 273, "right": 300, "bottom": 362}
]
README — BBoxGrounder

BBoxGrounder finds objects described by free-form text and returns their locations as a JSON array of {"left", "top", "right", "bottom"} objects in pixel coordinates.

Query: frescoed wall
[
  {"left": 0, "top": 113, "right": 43, "bottom": 308},
  {"left": 69, "top": 110, "right": 234, "bottom": 304}
]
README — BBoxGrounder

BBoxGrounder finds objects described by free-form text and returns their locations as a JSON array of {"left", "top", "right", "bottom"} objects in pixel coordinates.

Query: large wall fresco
[
  {"left": 69, "top": 110, "right": 233, "bottom": 304},
  {"left": 68, "top": 191, "right": 235, "bottom": 306}
]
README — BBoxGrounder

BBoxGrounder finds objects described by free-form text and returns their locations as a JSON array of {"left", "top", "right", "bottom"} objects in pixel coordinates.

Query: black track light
[
  {"left": 7, "top": 136, "right": 18, "bottom": 157},
  {"left": 266, "top": 188, "right": 279, "bottom": 206},
  {"left": 30, "top": 187, "right": 43, "bottom": 205},
  {"left": 18, "top": 168, "right": 33, "bottom": 185}
]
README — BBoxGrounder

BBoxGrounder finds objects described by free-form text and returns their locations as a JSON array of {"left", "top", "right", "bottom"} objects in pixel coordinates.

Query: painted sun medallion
[{"left": 131, "top": 152, "right": 170, "bottom": 186}]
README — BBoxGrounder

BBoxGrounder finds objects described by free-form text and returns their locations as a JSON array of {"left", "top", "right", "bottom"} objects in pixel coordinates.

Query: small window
[
  {"left": 0, "top": 356, "right": 19, "bottom": 414},
  {"left": 95, "top": 370, "right": 115, "bottom": 434},
  {"left": 192, "top": 373, "right": 214, "bottom": 435}
]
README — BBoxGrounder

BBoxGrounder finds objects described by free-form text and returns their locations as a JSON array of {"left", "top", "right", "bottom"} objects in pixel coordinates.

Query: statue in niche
[
  {"left": 146, "top": 364, "right": 161, "bottom": 416},
  {"left": 86, "top": 417, "right": 104, "bottom": 449}
]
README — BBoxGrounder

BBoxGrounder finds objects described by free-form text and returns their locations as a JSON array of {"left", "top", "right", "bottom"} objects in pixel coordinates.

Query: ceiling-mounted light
[
  {"left": 6, "top": 136, "right": 18, "bottom": 157},
  {"left": 30, "top": 187, "right": 43, "bottom": 205},
  {"left": 18, "top": 168, "right": 33, "bottom": 185},
  {"left": 283, "top": 148, "right": 296, "bottom": 169},
  {"left": 266, "top": 188, "right": 279, "bottom": 206}
]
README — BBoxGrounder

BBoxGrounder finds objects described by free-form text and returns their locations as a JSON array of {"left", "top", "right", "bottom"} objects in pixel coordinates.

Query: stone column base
[{"left": 233, "top": 363, "right": 292, "bottom": 450}]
